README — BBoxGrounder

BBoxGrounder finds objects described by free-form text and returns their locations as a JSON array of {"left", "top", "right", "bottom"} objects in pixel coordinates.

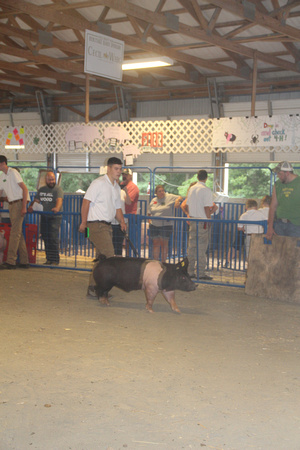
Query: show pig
[{"left": 93, "top": 256, "right": 196, "bottom": 313}]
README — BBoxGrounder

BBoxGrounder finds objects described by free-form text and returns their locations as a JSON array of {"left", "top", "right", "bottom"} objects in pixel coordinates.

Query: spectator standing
[
  {"left": 121, "top": 168, "right": 139, "bottom": 214},
  {"left": 186, "top": 170, "right": 214, "bottom": 280},
  {"left": 111, "top": 186, "right": 126, "bottom": 256},
  {"left": 238, "top": 199, "right": 265, "bottom": 258},
  {"left": 28, "top": 171, "right": 64, "bottom": 265},
  {"left": 148, "top": 185, "right": 182, "bottom": 262},
  {"left": 266, "top": 161, "right": 300, "bottom": 240},
  {"left": 181, "top": 182, "right": 220, "bottom": 262},
  {"left": 182, "top": 186, "right": 218, "bottom": 219},
  {"left": 0, "top": 155, "right": 29, "bottom": 269},
  {"left": 79, "top": 157, "right": 126, "bottom": 297},
  {"left": 180, "top": 181, "right": 197, "bottom": 219},
  {"left": 1, "top": 168, "right": 31, "bottom": 224},
  {"left": 121, "top": 168, "right": 139, "bottom": 256}
]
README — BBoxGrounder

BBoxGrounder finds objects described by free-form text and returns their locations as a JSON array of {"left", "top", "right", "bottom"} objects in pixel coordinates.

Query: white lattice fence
[{"left": 1, "top": 118, "right": 299, "bottom": 155}]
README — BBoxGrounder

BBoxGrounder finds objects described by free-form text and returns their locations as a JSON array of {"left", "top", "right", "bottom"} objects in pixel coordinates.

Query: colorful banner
[
  {"left": 212, "top": 115, "right": 300, "bottom": 148},
  {"left": 5, "top": 126, "right": 25, "bottom": 148}
]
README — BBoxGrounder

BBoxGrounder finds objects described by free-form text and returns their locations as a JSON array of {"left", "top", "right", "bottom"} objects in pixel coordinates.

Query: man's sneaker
[
  {"left": 43, "top": 261, "right": 52, "bottom": 265},
  {"left": 199, "top": 274, "right": 213, "bottom": 281},
  {"left": 18, "top": 264, "right": 30, "bottom": 269},
  {"left": 0, "top": 262, "right": 16, "bottom": 270},
  {"left": 87, "top": 286, "right": 97, "bottom": 298}
]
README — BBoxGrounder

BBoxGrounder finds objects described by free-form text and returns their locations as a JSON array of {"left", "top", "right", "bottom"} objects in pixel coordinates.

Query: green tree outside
[{"left": 14, "top": 161, "right": 299, "bottom": 200}]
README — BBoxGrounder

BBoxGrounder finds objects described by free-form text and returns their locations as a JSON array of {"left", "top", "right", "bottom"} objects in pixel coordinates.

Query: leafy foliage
[
  {"left": 59, "top": 173, "right": 99, "bottom": 193},
  {"left": 14, "top": 162, "right": 47, "bottom": 191},
  {"left": 228, "top": 164, "right": 272, "bottom": 198},
  {"left": 15, "top": 161, "right": 275, "bottom": 199}
]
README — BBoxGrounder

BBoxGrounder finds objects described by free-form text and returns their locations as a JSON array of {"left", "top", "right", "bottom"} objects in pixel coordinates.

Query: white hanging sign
[
  {"left": 65, "top": 124, "right": 101, "bottom": 151},
  {"left": 84, "top": 29, "right": 124, "bottom": 81},
  {"left": 212, "top": 115, "right": 300, "bottom": 148}
]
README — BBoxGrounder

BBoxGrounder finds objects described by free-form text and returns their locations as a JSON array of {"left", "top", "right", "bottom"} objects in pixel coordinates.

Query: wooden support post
[
  {"left": 85, "top": 74, "right": 90, "bottom": 124},
  {"left": 251, "top": 52, "right": 257, "bottom": 117}
]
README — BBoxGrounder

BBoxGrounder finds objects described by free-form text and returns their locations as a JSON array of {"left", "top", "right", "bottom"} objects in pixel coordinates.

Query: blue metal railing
[{"left": 1, "top": 200, "right": 267, "bottom": 287}]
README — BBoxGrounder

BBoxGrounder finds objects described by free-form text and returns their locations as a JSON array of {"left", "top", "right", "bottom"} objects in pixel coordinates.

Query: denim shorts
[
  {"left": 274, "top": 220, "right": 300, "bottom": 238},
  {"left": 149, "top": 224, "right": 173, "bottom": 239}
]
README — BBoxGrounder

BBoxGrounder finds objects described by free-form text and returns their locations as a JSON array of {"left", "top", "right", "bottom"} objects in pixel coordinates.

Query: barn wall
[
  {"left": 0, "top": 112, "right": 42, "bottom": 127},
  {"left": 58, "top": 95, "right": 300, "bottom": 123}
]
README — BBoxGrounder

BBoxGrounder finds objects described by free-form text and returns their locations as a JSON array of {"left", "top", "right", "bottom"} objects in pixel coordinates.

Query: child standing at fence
[
  {"left": 258, "top": 194, "right": 271, "bottom": 219},
  {"left": 238, "top": 199, "right": 265, "bottom": 258}
]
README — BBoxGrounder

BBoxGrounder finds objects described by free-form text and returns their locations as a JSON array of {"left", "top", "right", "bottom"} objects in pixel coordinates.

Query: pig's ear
[
  {"left": 180, "top": 258, "right": 189, "bottom": 270},
  {"left": 181, "top": 258, "right": 189, "bottom": 269},
  {"left": 176, "top": 260, "right": 184, "bottom": 270}
]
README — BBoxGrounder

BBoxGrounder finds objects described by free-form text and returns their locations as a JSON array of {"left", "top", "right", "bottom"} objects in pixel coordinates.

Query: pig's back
[{"left": 94, "top": 257, "right": 147, "bottom": 292}]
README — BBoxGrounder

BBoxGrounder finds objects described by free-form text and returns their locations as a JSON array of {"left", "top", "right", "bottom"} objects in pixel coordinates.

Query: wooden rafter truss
[{"left": 0, "top": 0, "right": 299, "bottom": 116}]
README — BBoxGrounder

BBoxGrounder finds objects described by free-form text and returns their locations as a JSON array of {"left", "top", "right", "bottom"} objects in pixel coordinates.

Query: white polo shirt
[
  {"left": 258, "top": 206, "right": 269, "bottom": 220},
  {"left": 111, "top": 189, "right": 127, "bottom": 225},
  {"left": 84, "top": 174, "right": 122, "bottom": 223},
  {"left": 186, "top": 181, "right": 213, "bottom": 218},
  {"left": 0, "top": 167, "right": 24, "bottom": 202},
  {"left": 238, "top": 209, "right": 265, "bottom": 234}
]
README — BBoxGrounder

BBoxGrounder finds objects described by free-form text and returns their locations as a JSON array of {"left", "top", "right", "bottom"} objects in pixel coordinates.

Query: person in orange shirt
[
  {"left": 121, "top": 168, "right": 139, "bottom": 214},
  {"left": 120, "top": 168, "right": 139, "bottom": 256}
]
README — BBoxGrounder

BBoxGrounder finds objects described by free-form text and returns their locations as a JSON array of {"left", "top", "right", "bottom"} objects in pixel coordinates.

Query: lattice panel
[{"left": 0, "top": 119, "right": 299, "bottom": 155}]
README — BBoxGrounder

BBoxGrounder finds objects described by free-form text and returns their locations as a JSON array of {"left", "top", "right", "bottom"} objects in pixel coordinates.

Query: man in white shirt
[
  {"left": 186, "top": 170, "right": 214, "bottom": 280},
  {"left": 79, "top": 157, "right": 126, "bottom": 297},
  {"left": 0, "top": 155, "right": 29, "bottom": 269}
]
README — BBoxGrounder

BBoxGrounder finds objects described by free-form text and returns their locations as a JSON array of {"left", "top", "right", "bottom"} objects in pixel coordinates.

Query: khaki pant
[
  {"left": 88, "top": 222, "right": 115, "bottom": 287},
  {"left": 7, "top": 201, "right": 29, "bottom": 265},
  {"left": 187, "top": 221, "right": 209, "bottom": 277}
]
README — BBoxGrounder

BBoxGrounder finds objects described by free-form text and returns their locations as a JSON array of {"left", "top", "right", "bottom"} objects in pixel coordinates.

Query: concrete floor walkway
[{"left": 1, "top": 268, "right": 299, "bottom": 450}]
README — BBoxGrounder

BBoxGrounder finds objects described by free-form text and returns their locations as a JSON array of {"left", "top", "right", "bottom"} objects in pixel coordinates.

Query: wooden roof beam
[{"left": 1, "top": 0, "right": 248, "bottom": 79}]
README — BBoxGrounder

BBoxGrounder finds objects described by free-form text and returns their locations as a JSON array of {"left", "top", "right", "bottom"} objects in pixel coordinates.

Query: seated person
[{"left": 238, "top": 199, "right": 265, "bottom": 258}]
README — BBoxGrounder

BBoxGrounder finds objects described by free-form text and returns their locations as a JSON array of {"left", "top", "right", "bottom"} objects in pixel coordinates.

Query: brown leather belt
[
  {"left": 8, "top": 199, "right": 22, "bottom": 205},
  {"left": 87, "top": 220, "right": 111, "bottom": 225}
]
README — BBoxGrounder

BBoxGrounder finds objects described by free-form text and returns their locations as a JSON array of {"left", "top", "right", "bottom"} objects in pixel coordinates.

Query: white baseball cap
[{"left": 273, "top": 161, "right": 294, "bottom": 173}]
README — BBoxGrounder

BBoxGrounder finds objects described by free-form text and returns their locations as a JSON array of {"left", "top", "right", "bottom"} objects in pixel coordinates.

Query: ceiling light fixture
[
  {"left": 122, "top": 56, "right": 173, "bottom": 71},
  {"left": 5, "top": 145, "right": 25, "bottom": 149}
]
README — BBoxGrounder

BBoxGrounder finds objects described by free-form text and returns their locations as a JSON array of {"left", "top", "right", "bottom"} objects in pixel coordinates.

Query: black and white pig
[{"left": 93, "top": 256, "right": 196, "bottom": 313}]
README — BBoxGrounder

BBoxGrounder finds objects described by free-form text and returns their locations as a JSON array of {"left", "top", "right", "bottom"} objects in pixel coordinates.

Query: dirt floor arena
[{"left": 1, "top": 267, "right": 300, "bottom": 450}]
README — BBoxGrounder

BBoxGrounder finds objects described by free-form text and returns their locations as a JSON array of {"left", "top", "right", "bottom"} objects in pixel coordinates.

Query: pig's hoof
[
  {"left": 146, "top": 305, "right": 154, "bottom": 313},
  {"left": 172, "top": 307, "right": 181, "bottom": 314},
  {"left": 99, "top": 297, "right": 110, "bottom": 306}
]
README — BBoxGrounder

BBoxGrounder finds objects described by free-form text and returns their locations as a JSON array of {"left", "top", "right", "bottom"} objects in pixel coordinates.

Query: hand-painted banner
[
  {"left": 212, "top": 115, "right": 300, "bottom": 148},
  {"left": 5, "top": 126, "right": 25, "bottom": 149}
]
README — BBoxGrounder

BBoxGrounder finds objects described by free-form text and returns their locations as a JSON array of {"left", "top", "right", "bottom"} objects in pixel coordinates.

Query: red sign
[{"left": 142, "top": 132, "right": 163, "bottom": 147}]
